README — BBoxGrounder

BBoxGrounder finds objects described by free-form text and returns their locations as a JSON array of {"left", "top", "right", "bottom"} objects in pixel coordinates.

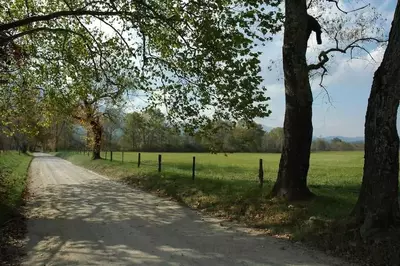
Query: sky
[
  {"left": 255, "top": 0, "right": 397, "bottom": 137},
  {"left": 124, "top": 0, "right": 398, "bottom": 138}
]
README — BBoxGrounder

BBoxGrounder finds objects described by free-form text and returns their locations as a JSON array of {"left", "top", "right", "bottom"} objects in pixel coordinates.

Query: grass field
[
  {"left": 57, "top": 151, "right": 364, "bottom": 237},
  {"left": 0, "top": 152, "right": 32, "bottom": 225}
]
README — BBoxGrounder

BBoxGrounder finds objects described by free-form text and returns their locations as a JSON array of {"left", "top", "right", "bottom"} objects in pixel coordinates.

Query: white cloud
[{"left": 323, "top": 45, "right": 384, "bottom": 87}]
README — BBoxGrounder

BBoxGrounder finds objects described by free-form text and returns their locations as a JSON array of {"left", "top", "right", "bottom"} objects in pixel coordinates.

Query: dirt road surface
[{"left": 22, "top": 153, "right": 352, "bottom": 266}]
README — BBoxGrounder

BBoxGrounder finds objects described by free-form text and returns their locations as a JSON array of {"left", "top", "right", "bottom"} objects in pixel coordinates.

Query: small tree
[
  {"left": 122, "top": 112, "right": 147, "bottom": 151},
  {"left": 314, "top": 138, "right": 329, "bottom": 151},
  {"left": 267, "top": 127, "right": 284, "bottom": 153},
  {"left": 102, "top": 107, "right": 124, "bottom": 152}
]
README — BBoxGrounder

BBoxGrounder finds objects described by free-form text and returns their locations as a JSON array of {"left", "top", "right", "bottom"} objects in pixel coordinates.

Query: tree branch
[
  {"left": 308, "top": 51, "right": 329, "bottom": 71},
  {"left": 71, "top": 114, "right": 83, "bottom": 121},
  {"left": 80, "top": 1, "right": 114, "bottom": 10},
  {"left": 350, "top": 45, "right": 377, "bottom": 62},
  {"left": 92, "top": 15, "right": 137, "bottom": 59},
  {"left": 62, "top": 0, "right": 113, "bottom": 83},
  {"left": 8, "top": 26, "right": 103, "bottom": 80},
  {"left": 308, "top": 37, "right": 386, "bottom": 71},
  {"left": 326, "top": 0, "right": 370, "bottom": 14},
  {"left": 307, "top": 0, "right": 315, "bottom": 9},
  {"left": 24, "top": 0, "right": 31, "bottom": 17},
  {"left": 0, "top": 10, "right": 140, "bottom": 33},
  {"left": 3, "top": 27, "right": 85, "bottom": 43},
  {"left": 318, "top": 66, "right": 328, "bottom": 88},
  {"left": 88, "top": 90, "right": 123, "bottom": 105}
]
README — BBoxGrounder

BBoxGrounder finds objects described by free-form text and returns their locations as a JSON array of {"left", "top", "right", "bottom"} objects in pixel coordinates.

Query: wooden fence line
[{"left": 77, "top": 150, "right": 265, "bottom": 187}]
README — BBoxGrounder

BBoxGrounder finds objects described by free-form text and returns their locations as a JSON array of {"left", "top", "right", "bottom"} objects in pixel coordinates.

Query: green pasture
[{"left": 100, "top": 150, "right": 363, "bottom": 186}]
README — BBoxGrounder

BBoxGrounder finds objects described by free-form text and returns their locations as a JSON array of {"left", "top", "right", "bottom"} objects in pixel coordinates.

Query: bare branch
[
  {"left": 308, "top": 51, "right": 329, "bottom": 71},
  {"left": 333, "top": 31, "right": 339, "bottom": 49},
  {"left": 351, "top": 45, "right": 377, "bottom": 62},
  {"left": 326, "top": 0, "right": 370, "bottom": 14},
  {"left": 311, "top": 65, "right": 333, "bottom": 106},
  {"left": 318, "top": 66, "right": 328, "bottom": 89},
  {"left": 308, "top": 37, "right": 386, "bottom": 71}
]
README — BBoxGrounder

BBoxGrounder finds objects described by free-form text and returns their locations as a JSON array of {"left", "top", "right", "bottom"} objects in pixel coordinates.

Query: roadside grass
[
  {"left": 0, "top": 151, "right": 32, "bottom": 225},
  {"left": 0, "top": 151, "right": 32, "bottom": 265},
  {"left": 56, "top": 151, "right": 363, "bottom": 236}
]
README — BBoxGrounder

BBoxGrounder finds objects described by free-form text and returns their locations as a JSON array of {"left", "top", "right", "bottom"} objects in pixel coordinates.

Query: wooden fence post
[
  {"left": 158, "top": 154, "right": 162, "bottom": 172},
  {"left": 192, "top": 156, "right": 196, "bottom": 180},
  {"left": 258, "top": 159, "right": 264, "bottom": 188},
  {"left": 110, "top": 151, "right": 113, "bottom": 162},
  {"left": 138, "top": 153, "right": 141, "bottom": 168}
]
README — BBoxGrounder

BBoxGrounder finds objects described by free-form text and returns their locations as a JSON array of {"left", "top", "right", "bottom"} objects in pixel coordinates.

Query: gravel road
[{"left": 22, "top": 153, "right": 352, "bottom": 266}]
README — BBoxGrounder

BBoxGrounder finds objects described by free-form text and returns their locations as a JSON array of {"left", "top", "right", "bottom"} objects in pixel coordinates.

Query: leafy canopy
[{"left": 0, "top": 0, "right": 284, "bottom": 136}]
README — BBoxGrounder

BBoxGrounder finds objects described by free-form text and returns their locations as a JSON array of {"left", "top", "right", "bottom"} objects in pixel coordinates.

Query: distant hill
[
  {"left": 320, "top": 136, "right": 364, "bottom": 143},
  {"left": 261, "top": 125, "right": 273, "bottom": 132},
  {"left": 261, "top": 125, "right": 364, "bottom": 143}
]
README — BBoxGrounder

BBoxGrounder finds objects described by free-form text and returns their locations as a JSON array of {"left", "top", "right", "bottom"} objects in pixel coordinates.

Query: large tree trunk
[
  {"left": 271, "top": 0, "right": 314, "bottom": 201},
  {"left": 352, "top": 1, "right": 400, "bottom": 238},
  {"left": 90, "top": 118, "right": 102, "bottom": 160}
]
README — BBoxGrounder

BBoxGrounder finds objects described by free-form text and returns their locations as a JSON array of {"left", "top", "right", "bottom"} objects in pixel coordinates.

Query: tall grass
[{"left": 0, "top": 152, "right": 32, "bottom": 224}]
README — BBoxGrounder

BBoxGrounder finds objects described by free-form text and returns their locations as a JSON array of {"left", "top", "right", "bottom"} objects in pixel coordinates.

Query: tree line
[
  {"left": 4, "top": 108, "right": 363, "bottom": 153},
  {"left": 104, "top": 110, "right": 364, "bottom": 153}
]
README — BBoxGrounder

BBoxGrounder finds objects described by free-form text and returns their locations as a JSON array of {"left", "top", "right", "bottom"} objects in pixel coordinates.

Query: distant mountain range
[
  {"left": 261, "top": 125, "right": 364, "bottom": 143},
  {"left": 319, "top": 136, "right": 364, "bottom": 143}
]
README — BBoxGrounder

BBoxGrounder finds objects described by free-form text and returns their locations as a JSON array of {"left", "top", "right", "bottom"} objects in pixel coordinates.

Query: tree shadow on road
[{"left": 23, "top": 179, "right": 343, "bottom": 266}]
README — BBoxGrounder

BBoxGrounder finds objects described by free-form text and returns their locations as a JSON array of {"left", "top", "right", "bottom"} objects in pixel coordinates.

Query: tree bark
[
  {"left": 90, "top": 118, "right": 102, "bottom": 160},
  {"left": 271, "top": 0, "right": 314, "bottom": 201},
  {"left": 55, "top": 122, "right": 58, "bottom": 152},
  {"left": 352, "top": 1, "right": 400, "bottom": 237}
]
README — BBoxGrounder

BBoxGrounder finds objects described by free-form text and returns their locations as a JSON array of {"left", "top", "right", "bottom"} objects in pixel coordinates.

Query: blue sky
[{"left": 255, "top": 0, "right": 397, "bottom": 137}]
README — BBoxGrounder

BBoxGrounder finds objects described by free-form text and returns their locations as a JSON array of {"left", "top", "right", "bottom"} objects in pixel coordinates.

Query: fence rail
[{"left": 76, "top": 150, "right": 265, "bottom": 187}]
